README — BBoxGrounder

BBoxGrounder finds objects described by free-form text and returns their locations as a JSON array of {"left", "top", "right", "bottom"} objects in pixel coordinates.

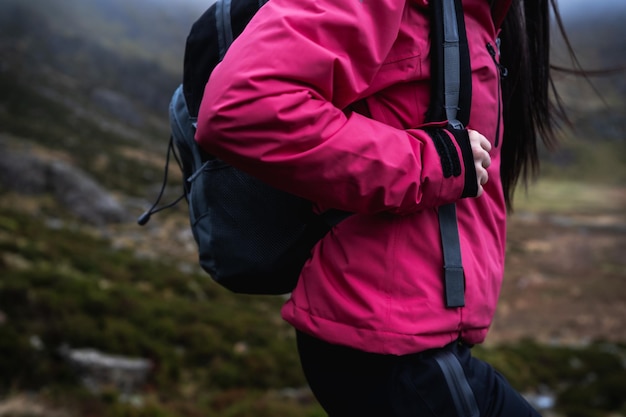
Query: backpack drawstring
[{"left": 137, "top": 136, "right": 186, "bottom": 225}]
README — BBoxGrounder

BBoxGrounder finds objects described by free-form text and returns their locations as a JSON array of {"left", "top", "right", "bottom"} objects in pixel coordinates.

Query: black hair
[{"left": 498, "top": 0, "right": 574, "bottom": 210}]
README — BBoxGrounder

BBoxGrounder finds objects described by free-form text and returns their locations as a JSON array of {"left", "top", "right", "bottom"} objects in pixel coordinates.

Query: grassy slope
[
  {"left": 0, "top": 207, "right": 324, "bottom": 417},
  {"left": 0, "top": 1, "right": 625, "bottom": 416}
]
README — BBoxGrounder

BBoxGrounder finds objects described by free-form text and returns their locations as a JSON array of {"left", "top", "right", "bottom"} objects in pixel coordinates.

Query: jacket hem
[{"left": 281, "top": 302, "right": 488, "bottom": 356}]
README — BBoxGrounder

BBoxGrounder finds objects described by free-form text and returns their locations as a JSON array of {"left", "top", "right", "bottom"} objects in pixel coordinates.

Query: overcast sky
[{"left": 558, "top": 0, "right": 626, "bottom": 18}]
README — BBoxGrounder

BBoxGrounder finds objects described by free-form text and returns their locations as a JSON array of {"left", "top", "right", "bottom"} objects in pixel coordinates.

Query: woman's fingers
[{"left": 468, "top": 129, "right": 492, "bottom": 197}]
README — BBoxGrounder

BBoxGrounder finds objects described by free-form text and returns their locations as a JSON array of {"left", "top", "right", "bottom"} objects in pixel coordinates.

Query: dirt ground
[
  {"left": 116, "top": 182, "right": 626, "bottom": 347},
  {"left": 487, "top": 208, "right": 626, "bottom": 346}
]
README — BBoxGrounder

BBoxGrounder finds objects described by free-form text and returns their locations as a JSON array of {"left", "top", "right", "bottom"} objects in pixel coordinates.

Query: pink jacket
[{"left": 196, "top": 0, "right": 510, "bottom": 355}]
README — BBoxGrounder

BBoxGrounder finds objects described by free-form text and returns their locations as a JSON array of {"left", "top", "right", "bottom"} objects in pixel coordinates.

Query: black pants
[{"left": 296, "top": 330, "right": 542, "bottom": 417}]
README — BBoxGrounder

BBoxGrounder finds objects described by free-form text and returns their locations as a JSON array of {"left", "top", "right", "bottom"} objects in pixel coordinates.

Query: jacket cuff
[
  {"left": 445, "top": 127, "right": 478, "bottom": 198},
  {"left": 424, "top": 127, "right": 478, "bottom": 199}
]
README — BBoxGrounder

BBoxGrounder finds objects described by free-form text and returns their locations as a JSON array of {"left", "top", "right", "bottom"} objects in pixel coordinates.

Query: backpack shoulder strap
[
  {"left": 184, "top": 0, "right": 267, "bottom": 118},
  {"left": 216, "top": 0, "right": 234, "bottom": 60},
  {"left": 430, "top": 0, "right": 472, "bottom": 309}
]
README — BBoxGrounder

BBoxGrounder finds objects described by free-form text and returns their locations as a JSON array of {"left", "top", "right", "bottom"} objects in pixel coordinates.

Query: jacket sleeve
[{"left": 195, "top": 0, "right": 473, "bottom": 215}]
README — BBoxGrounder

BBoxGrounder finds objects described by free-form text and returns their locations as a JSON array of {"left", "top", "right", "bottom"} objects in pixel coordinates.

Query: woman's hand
[{"left": 468, "top": 129, "right": 491, "bottom": 197}]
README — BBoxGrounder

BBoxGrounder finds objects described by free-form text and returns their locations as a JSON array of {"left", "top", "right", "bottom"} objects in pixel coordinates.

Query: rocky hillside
[
  {"left": 0, "top": 0, "right": 624, "bottom": 217},
  {"left": 0, "top": 1, "right": 625, "bottom": 416}
]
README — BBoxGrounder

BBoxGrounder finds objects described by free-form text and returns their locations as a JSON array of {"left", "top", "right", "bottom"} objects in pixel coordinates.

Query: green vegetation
[
  {"left": 538, "top": 136, "right": 626, "bottom": 187},
  {"left": 475, "top": 341, "right": 626, "bottom": 417},
  {"left": 0, "top": 207, "right": 323, "bottom": 416},
  {"left": 0, "top": 72, "right": 168, "bottom": 197},
  {"left": 1, "top": 206, "right": 625, "bottom": 416},
  {"left": 513, "top": 178, "right": 625, "bottom": 215},
  {"left": 0, "top": 1, "right": 624, "bottom": 415}
]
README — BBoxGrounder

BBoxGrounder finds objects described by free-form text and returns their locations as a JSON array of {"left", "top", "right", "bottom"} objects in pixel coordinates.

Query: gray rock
[
  {"left": 47, "top": 159, "right": 128, "bottom": 225},
  {"left": 0, "top": 147, "right": 128, "bottom": 225},
  {"left": 0, "top": 151, "right": 48, "bottom": 194},
  {"left": 60, "top": 346, "right": 152, "bottom": 395}
]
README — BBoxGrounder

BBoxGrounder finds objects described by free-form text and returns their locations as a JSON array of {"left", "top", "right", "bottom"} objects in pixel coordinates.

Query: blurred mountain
[
  {"left": 0, "top": 0, "right": 624, "bottom": 221},
  {"left": 0, "top": 0, "right": 202, "bottom": 120},
  {"left": 552, "top": 3, "right": 626, "bottom": 123},
  {"left": 559, "top": 0, "right": 626, "bottom": 21},
  {"left": 0, "top": 3, "right": 624, "bottom": 416},
  {"left": 0, "top": 0, "right": 206, "bottom": 221}
]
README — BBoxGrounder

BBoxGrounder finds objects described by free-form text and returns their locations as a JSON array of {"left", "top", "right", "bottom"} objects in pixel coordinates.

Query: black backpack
[
  {"left": 138, "top": 0, "right": 349, "bottom": 295},
  {"left": 139, "top": 0, "right": 470, "bottom": 305}
]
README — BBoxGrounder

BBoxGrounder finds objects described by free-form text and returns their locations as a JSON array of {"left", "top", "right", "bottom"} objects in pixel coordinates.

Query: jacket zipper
[{"left": 486, "top": 41, "right": 507, "bottom": 148}]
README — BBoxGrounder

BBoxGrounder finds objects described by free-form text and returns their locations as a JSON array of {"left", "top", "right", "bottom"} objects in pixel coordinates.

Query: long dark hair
[{"left": 498, "top": 0, "right": 576, "bottom": 210}]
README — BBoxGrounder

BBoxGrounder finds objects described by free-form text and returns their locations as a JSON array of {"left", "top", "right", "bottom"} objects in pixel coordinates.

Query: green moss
[
  {"left": 2, "top": 208, "right": 625, "bottom": 416},
  {"left": 475, "top": 340, "right": 626, "bottom": 416},
  {"left": 0, "top": 73, "right": 165, "bottom": 197},
  {"left": 0, "top": 207, "right": 301, "bottom": 400}
]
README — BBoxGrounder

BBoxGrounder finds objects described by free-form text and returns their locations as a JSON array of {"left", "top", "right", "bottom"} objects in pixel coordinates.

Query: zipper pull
[{"left": 486, "top": 42, "right": 508, "bottom": 78}]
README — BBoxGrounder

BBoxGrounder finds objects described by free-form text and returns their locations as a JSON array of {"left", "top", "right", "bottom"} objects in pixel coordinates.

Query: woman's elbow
[{"left": 194, "top": 96, "right": 237, "bottom": 155}]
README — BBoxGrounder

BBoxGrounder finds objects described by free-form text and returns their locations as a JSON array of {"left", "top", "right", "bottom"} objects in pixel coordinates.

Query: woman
[{"left": 195, "top": 0, "right": 561, "bottom": 415}]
